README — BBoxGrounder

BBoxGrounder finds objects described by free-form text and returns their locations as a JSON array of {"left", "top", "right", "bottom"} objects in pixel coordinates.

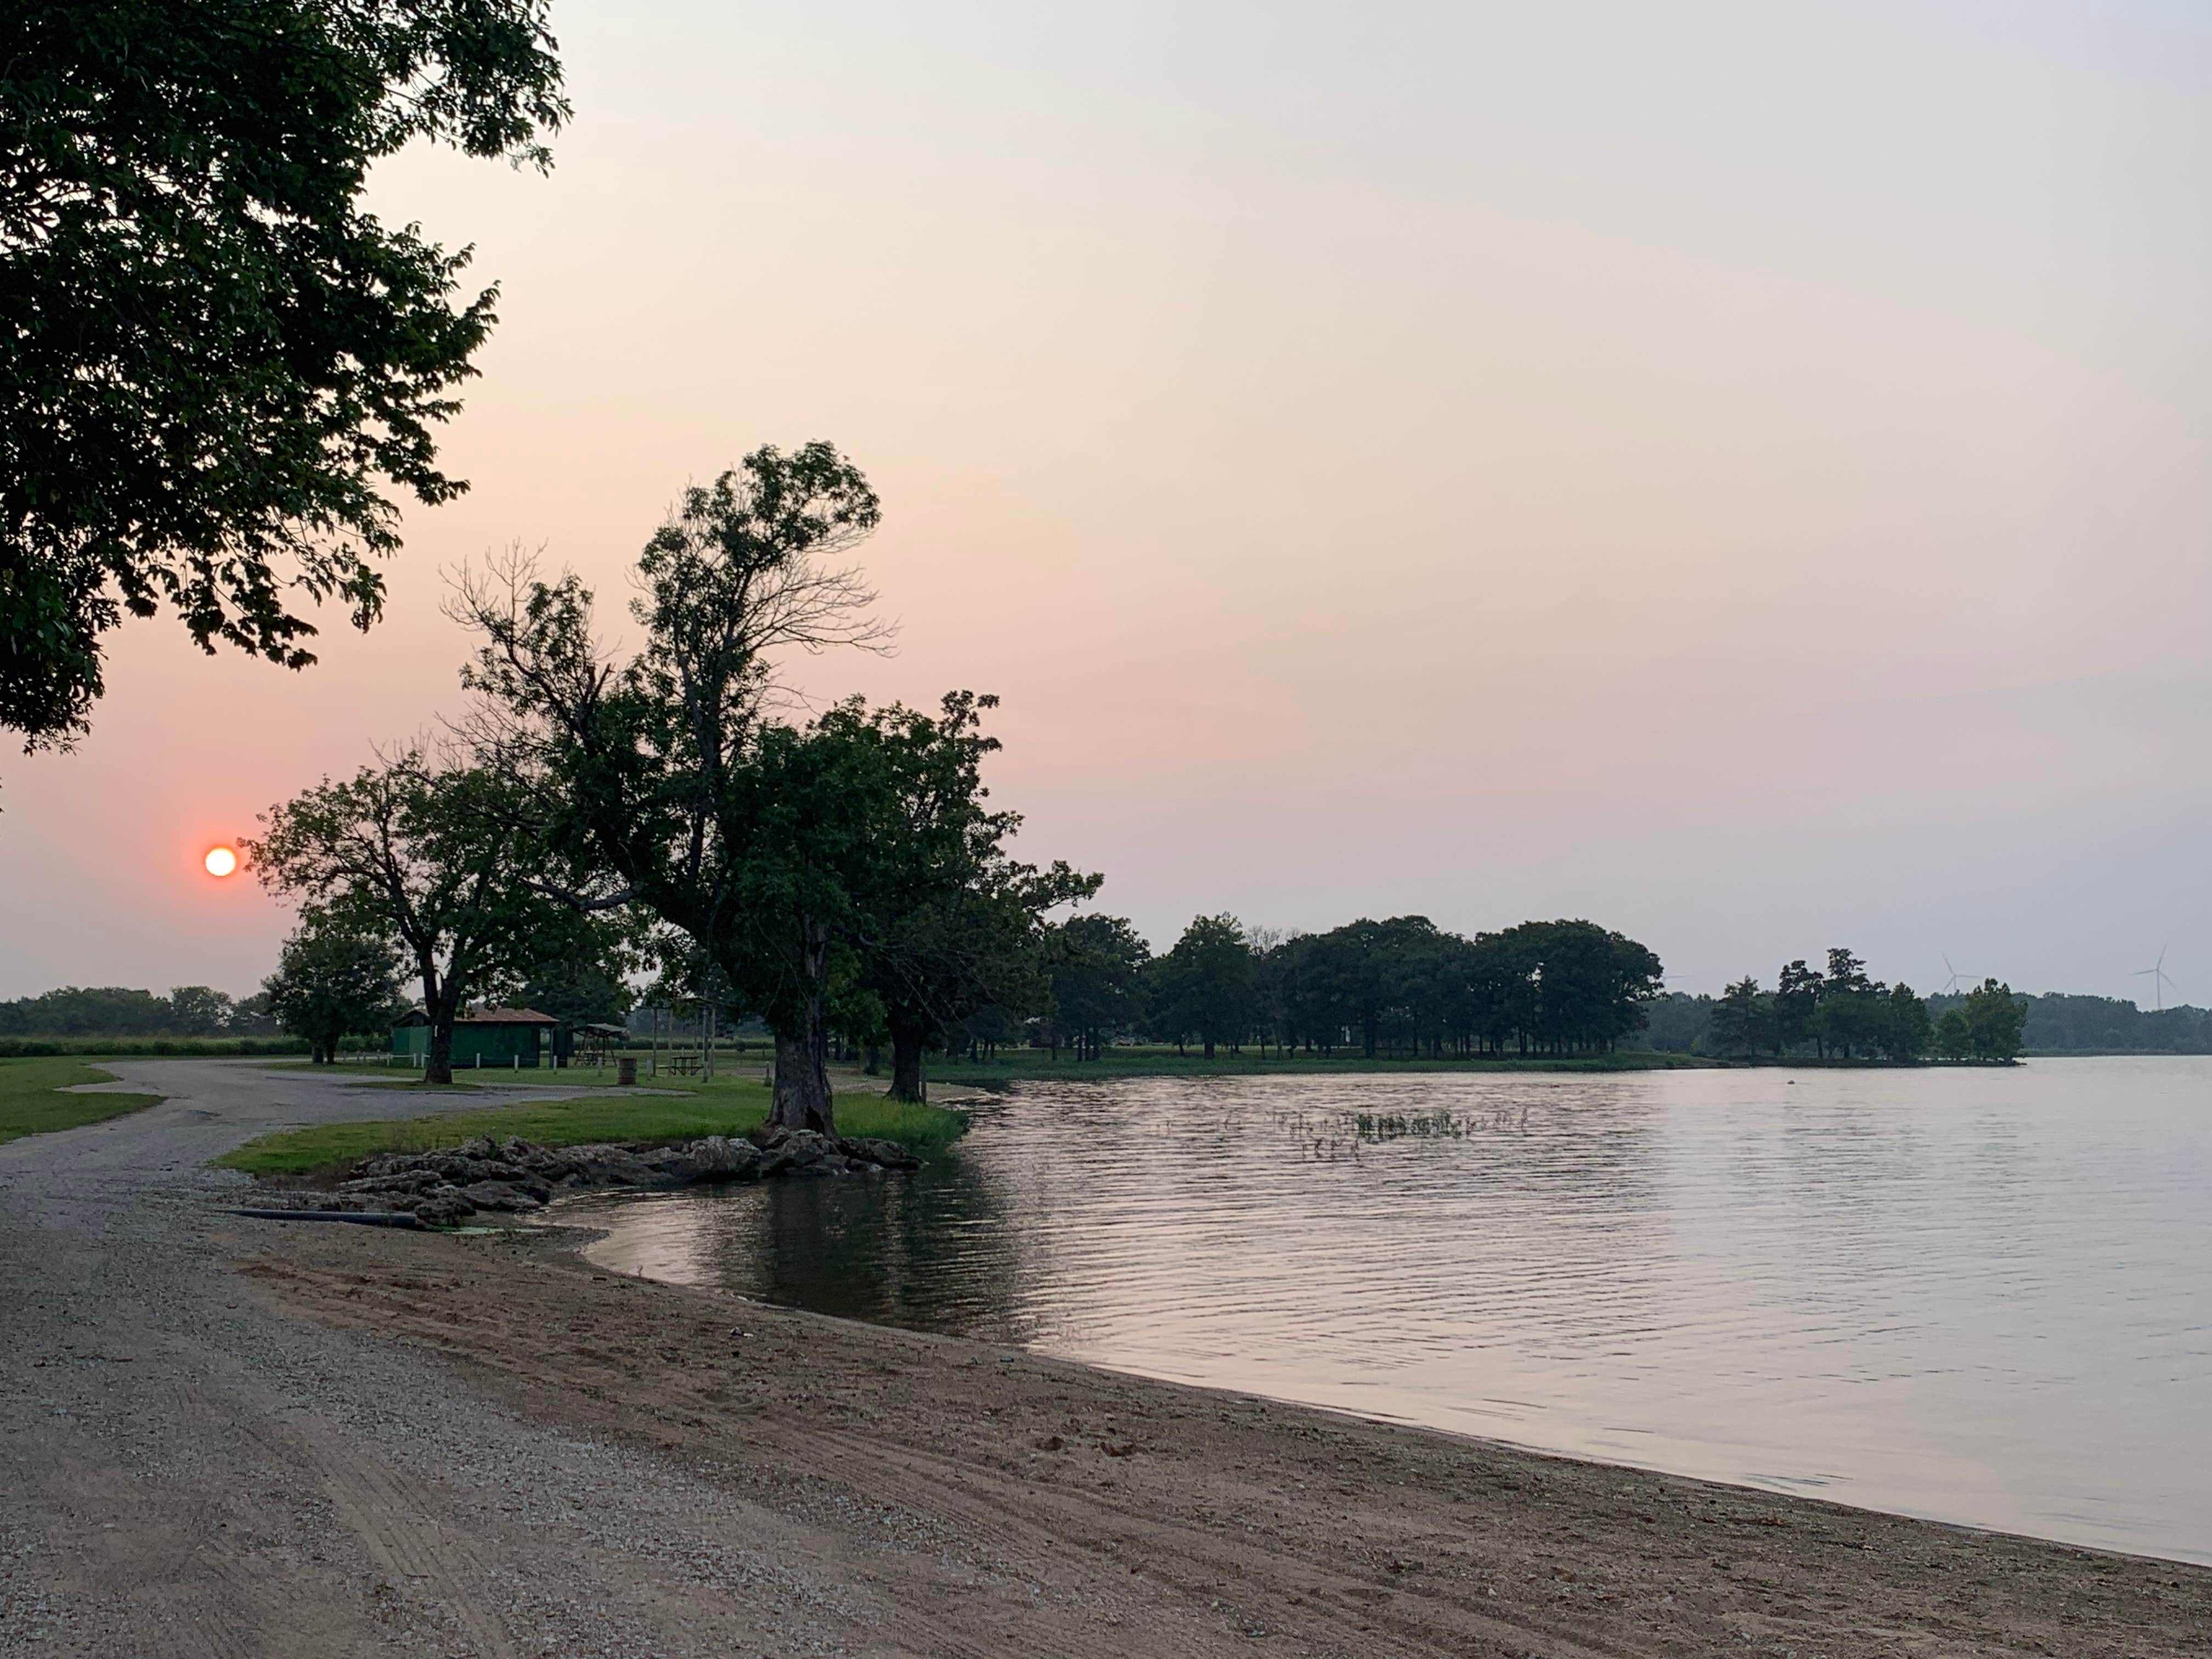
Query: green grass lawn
[
  {"left": 927, "top": 1046, "right": 1716, "bottom": 1088},
  {"left": 215, "top": 1076, "right": 968, "bottom": 1177},
  {"left": 0, "top": 1057, "right": 164, "bottom": 1143}
]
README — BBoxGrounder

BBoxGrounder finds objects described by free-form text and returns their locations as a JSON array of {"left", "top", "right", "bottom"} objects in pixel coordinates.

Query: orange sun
[{"left": 204, "top": 845, "right": 239, "bottom": 878}]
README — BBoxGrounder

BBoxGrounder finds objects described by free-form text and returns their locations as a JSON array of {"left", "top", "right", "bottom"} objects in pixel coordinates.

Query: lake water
[{"left": 568, "top": 1059, "right": 2212, "bottom": 1564}]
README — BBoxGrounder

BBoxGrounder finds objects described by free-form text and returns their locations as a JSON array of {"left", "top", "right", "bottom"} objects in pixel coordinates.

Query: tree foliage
[
  {"left": 851, "top": 692, "right": 1099, "bottom": 1101},
  {"left": 245, "top": 748, "right": 583, "bottom": 1082},
  {"left": 262, "top": 921, "right": 405, "bottom": 1063},
  {"left": 0, "top": 983, "right": 241, "bottom": 1036},
  {"left": 453, "top": 447, "right": 1087, "bottom": 1127},
  {"left": 519, "top": 926, "right": 637, "bottom": 1028},
  {"left": 451, "top": 443, "right": 885, "bottom": 1127},
  {"left": 1147, "top": 914, "right": 1259, "bottom": 1058},
  {"left": 1127, "top": 914, "right": 1663, "bottom": 1059},
  {"left": 1709, "top": 977, "right": 1769, "bottom": 1057},
  {"left": 1660, "top": 952, "right": 1961, "bottom": 1062},
  {"left": 1, "top": 1, "right": 567, "bottom": 747},
  {"left": 1047, "top": 914, "right": 1152, "bottom": 1059},
  {"left": 1958, "top": 978, "right": 2027, "bottom": 1062}
]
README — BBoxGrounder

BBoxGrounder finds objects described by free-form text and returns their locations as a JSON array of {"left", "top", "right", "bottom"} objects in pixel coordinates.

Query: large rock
[
  {"left": 842, "top": 1137, "right": 920, "bottom": 1171},
  {"left": 296, "top": 1123, "right": 921, "bottom": 1222},
  {"left": 358, "top": 1152, "right": 429, "bottom": 1179},
  {"left": 411, "top": 1190, "right": 478, "bottom": 1227},
  {"left": 338, "top": 1170, "right": 444, "bottom": 1195},
  {"left": 685, "top": 1136, "right": 763, "bottom": 1181},
  {"left": 454, "top": 1180, "right": 544, "bottom": 1213},
  {"left": 757, "top": 1129, "right": 839, "bottom": 1177},
  {"left": 561, "top": 1144, "right": 664, "bottom": 1187}
]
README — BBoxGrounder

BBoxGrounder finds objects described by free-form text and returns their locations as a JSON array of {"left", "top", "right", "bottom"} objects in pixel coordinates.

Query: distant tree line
[
  {"left": 969, "top": 912, "right": 1667, "bottom": 1062},
  {"left": 1989, "top": 992, "right": 2212, "bottom": 1054},
  {"left": 1643, "top": 951, "right": 2077, "bottom": 1063},
  {"left": 0, "top": 984, "right": 279, "bottom": 1039}
]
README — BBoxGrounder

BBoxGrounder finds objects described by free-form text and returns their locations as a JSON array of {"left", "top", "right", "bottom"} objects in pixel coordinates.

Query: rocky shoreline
[{"left": 244, "top": 1124, "right": 921, "bottom": 1226}]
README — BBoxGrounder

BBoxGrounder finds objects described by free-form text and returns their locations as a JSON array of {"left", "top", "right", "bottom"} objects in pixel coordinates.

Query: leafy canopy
[
  {"left": 245, "top": 747, "right": 589, "bottom": 1078},
  {"left": 1, "top": 1, "right": 567, "bottom": 748},
  {"left": 262, "top": 921, "right": 405, "bottom": 1062}
]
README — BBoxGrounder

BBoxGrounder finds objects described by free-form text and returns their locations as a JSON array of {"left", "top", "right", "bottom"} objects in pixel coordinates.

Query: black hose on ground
[{"left": 224, "top": 1208, "right": 424, "bottom": 1229}]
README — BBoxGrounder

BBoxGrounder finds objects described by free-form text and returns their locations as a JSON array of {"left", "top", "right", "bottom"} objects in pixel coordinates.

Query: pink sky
[{"left": 5, "top": 2, "right": 2211, "bottom": 1003}]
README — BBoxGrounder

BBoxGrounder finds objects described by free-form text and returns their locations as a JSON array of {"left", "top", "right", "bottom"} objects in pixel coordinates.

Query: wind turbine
[
  {"left": 2134, "top": 944, "right": 2176, "bottom": 1013},
  {"left": 1940, "top": 954, "right": 1973, "bottom": 994}
]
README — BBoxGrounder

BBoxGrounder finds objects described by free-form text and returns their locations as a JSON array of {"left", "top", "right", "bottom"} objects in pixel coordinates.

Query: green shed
[{"left": 392, "top": 1007, "right": 563, "bottom": 1068}]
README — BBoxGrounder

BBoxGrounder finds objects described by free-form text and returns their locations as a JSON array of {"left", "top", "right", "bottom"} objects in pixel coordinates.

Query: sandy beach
[{"left": 216, "top": 1218, "right": 2211, "bottom": 1657}]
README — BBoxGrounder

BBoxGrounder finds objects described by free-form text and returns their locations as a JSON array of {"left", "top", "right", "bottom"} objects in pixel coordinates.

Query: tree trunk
[
  {"left": 890, "top": 1028, "right": 927, "bottom": 1103},
  {"left": 768, "top": 917, "right": 836, "bottom": 1134},
  {"left": 771, "top": 1031, "right": 833, "bottom": 1131},
  {"left": 426, "top": 1019, "right": 455, "bottom": 1085},
  {"left": 416, "top": 957, "right": 459, "bottom": 1085}
]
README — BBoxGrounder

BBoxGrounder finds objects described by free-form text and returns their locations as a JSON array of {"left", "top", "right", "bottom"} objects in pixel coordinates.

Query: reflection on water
[{"left": 567, "top": 1059, "right": 2212, "bottom": 1563}]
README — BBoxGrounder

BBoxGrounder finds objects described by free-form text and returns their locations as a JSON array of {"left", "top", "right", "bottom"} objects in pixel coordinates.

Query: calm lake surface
[{"left": 569, "top": 1059, "right": 2212, "bottom": 1563}]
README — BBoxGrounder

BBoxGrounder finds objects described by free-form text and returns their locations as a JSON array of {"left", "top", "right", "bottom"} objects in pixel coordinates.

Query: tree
[
  {"left": 246, "top": 749, "right": 583, "bottom": 1082},
  {"left": 165, "top": 986, "right": 237, "bottom": 1037},
  {"left": 1639, "top": 990, "right": 1718, "bottom": 1055},
  {"left": 1049, "top": 915, "right": 1152, "bottom": 1059},
  {"left": 1522, "top": 919, "right": 1663, "bottom": 1053},
  {"left": 1960, "top": 979, "right": 2027, "bottom": 1062},
  {"left": 1811, "top": 986, "right": 1883, "bottom": 1059},
  {"left": 1878, "top": 983, "right": 1932, "bottom": 1062},
  {"left": 1824, "top": 947, "right": 1872, "bottom": 995},
  {"left": 1774, "top": 960, "right": 1822, "bottom": 1054},
  {"left": 520, "top": 921, "right": 637, "bottom": 1027},
  {"left": 262, "top": 924, "right": 404, "bottom": 1063},
  {"left": 1934, "top": 1007, "right": 1972, "bottom": 1060},
  {"left": 1465, "top": 919, "right": 1661, "bottom": 1056},
  {"left": 452, "top": 444, "right": 894, "bottom": 1132},
  {"left": 851, "top": 695, "right": 1098, "bottom": 1102},
  {"left": 229, "top": 992, "right": 283, "bottom": 1036},
  {"left": 1291, "top": 917, "right": 1423, "bottom": 1059},
  {"left": 2, "top": 2, "right": 567, "bottom": 749},
  {"left": 1709, "top": 977, "right": 1768, "bottom": 1057},
  {"left": 1148, "top": 915, "right": 1257, "bottom": 1058}
]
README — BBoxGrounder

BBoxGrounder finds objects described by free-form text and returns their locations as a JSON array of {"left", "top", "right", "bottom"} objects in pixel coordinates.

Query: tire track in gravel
[{"left": 286, "top": 1429, "right": 522, "bottom": 1659}]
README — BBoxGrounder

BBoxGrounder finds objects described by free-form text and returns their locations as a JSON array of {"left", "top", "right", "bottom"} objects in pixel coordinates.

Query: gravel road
[{"left": 0, "top": 1060, "right": 874, "bottom": 1657}]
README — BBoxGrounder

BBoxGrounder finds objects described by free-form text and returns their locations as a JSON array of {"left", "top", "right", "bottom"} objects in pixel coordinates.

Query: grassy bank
[
  {"left": 0, "top": 1057, "right": 164, "bottom": 1143},
  {"left": 216, "top": 1076, "right": 968, "bottom": 1177},
  {"left": 926, "top": 1046, "right": 1717, "bottom": 1088}
]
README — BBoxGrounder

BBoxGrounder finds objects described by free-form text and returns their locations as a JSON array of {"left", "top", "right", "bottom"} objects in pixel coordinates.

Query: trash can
[{"left": 617, "top": 1057, "right": 638, "bottom": 1086}]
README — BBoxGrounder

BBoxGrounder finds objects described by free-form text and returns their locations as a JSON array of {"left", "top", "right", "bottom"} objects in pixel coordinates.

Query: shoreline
[
  {"left": 560, "top": 1194, "right": 2205, "bottom": 1572},
  {"left": 232, "top": 1214, "right": 2211, "bottom": 1655}
]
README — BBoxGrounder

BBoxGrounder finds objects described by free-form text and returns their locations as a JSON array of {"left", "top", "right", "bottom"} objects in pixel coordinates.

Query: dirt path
[{"left": 3, "top": 1060, "right": 2207, "bottom": 1656}]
